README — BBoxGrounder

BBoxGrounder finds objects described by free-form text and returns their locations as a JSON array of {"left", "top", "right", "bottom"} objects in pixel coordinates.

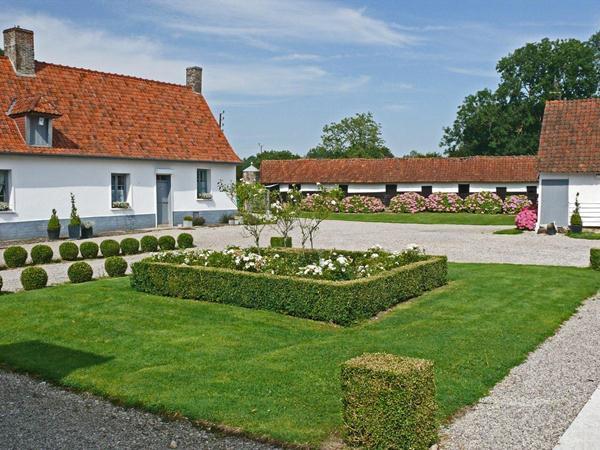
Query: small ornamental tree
[
  {"left": 297, "top": 186, "right": 339, "bottom": 249},
  {"left": 271, "top": 188, "right": 301, "bottom": 244},
  {"left": 69, "top": 192, "right": 81, "bottom": 226}
]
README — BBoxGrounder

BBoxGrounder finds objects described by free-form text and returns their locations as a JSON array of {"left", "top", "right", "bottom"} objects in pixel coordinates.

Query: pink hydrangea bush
[
  {"left": 425, "top": 193, "right": 464, "bottom": 213},
  {"left": 340, "top": 195, "right": 385, "bottom": 213},
  {"left": 515, "top": 206, "right": 537, "bottom": 230},
  {"left": 301, "top": 193, "right": 339, "bottom": 212},
  {"left": 464, "top": 191, "right": 503, "bottom": 214},
  {"left": 389, "top": 192, "right": 427, "bottom": 214},
  {"left": 503, "top": 195, "right": 532, "bottom": 214}
]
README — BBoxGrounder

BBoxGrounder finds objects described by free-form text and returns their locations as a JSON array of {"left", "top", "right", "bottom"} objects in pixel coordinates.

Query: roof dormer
[{"left": 7, "top": 95, "right": 61, "bottom": 147}]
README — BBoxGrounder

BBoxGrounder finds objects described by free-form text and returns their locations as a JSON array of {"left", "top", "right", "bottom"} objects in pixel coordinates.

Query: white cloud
[
  {"left": 152, "top": 0, "right": 415, "bottom": 48},
  {"left": 0, "top": 12, "right": 370, "bottom": 97},
  {"left": 446, "top": 66, "right": 498, "bottom": 78},
  {"left": 272, "top": 53, "right": 322, "bottom": 62}
]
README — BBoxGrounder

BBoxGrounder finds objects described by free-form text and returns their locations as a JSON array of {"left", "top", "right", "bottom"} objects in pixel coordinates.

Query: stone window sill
[
  {"left": 0, "top": 210, "right": 16, "bottom": 214},
  {"left": 110, "top": 207, "right": 132, "bottom": 211}
]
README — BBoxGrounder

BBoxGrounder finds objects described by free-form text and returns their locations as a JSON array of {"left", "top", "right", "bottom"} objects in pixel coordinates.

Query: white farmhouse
[
  {"left": 0, "top": 27, "right": 240, "bottom": 240},
  {"left": 537, "top": 99, "right": 600, "bottom": 227}
]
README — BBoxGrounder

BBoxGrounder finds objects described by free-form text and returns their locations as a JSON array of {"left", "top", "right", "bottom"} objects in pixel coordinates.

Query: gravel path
[
  {"left": 0, "top": 370, "right": 280, "bottom": 450},
  {"left": 440, "top": 295, "right": 600, "bottom": 450},
  {"left": 1, "top": 221, "right": 598, "bottom": 290}
]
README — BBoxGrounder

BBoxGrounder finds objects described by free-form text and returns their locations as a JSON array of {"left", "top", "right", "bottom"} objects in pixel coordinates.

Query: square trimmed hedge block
[
  {"left": 130, "top": 254, "right": 447, "bottom": 326},
  {"left": 341, "top": 353, "right": 438, "bottom": 449},
  {"left": 590, "top": 248, "right": 600, "bottom": 271}
]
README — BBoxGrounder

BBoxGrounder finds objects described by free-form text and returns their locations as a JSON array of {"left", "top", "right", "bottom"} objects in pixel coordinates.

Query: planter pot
[
  {"left": 81, "top": 227, "right": 94, "bottom": 239},
  {"left": 183, "top": 220, "right": 193, "bottom": 228},
  {"left": 569, "top": 225, "right": 583, "bottom": 234},
  {"left": 47, "top": 228, "right": 61, "bottom": 240},
  {"left": 68, "top": 224, "right": 81, "bottom": 240}
]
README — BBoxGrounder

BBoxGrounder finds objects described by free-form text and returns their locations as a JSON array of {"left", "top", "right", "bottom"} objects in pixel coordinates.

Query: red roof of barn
[
  {"left": 0, "top": 56, "right": 240, "bottom": 163},
  {"left": 260, "top": 156, "right": 539, "bottom": 184},
  {"left": 538, "top": 99, "right": 600, "bottom": 173}
]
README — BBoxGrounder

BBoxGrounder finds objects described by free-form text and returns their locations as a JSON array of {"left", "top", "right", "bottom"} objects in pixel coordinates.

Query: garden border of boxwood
[{"left": 130, "top": 252, "right": 448, "bottom": 326}]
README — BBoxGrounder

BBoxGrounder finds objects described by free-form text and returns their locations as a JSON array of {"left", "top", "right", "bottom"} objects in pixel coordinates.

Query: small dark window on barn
[
  {"left": 339, "top": 185, "right": 349, "bottom": 194},
  {"left": 526, "top": 185, "right": 538, "bottom": 202},
  {"left": 385, "top": 184, "right": 397, "bottom": 195},
  {"left": 458, "top": 184, "right": 470, "bottom": 197},
  {"left": 496, "top": 187, "right": 507, "bottom": 199},
  {"left": 421, "top": 186, "right": 433, "bottom": 197}
]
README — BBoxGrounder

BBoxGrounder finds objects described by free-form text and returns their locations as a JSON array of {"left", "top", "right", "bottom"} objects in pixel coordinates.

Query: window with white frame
[
  {"left": 0, "top": 170, "right": 10, "bottom": 209},
  {"left": 197, "top": 169, "right": 210, "bottom": 196},
  {"left": 111, "top": 173, "right": 129, "bottom": 206}
]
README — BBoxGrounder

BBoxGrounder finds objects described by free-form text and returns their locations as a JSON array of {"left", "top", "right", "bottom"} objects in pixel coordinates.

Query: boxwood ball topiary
[
  {"left": 59, "top": 242, "right": 79, "bottom": 261},
  {"left": 30, "top": 244, "right": 54, "bottom": 265},
  {"left": 100, "top": 239, "right": 120, "bottom": 257},
  {"left": 158, "top": 235, "right": 176, "bottom": 251},
  {"left": 80, "top": 241, "right": 99, "bottom": 259},
  {"left": 591, "top": 249, "right": 600, "bottom": 271},
  {"left": 140, "top": 235, "right": 159, "bottom": 253},
  {"left": 105, "top": 256, "right": 128, "bottom": 277},
  {"left": 21, "top": 267, "right": 48, "bottom": 290},
  {"left": 341, "top": 353, "right": 438, "bottom": 450},
  {"left": 4, "top": 246, "right": 28, "bottom": 268},
  {"left": 177, "top": 233, "right": 194, "bottom": 249},
  {"left": 120, "top": 238, "right": 140, "bottom": 255},
  {"left": 68, "top": 261, "right": 93, "bottom": 283}
]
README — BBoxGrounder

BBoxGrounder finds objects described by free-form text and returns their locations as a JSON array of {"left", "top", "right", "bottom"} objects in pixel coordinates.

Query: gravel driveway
[
  {"left": 1, "top": 221, "right": 598, "bottom": 291},
  {"left": 0, "top": 370, "right": 280, "bottom": 450},
  {"left": 440, "top": 295, "right": 600, "bottom": 449}
]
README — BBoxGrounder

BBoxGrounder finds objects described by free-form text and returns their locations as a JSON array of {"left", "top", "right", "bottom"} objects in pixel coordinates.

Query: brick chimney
[
  {"left": 186, "top": 66, "right": 202, "bottom": 93},
  {"left": 3, "top": 26, "right": 35, "bottom": 76}
]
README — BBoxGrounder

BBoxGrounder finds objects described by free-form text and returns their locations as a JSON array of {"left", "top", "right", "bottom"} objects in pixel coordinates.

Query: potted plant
[
  {"left": 569, "top": 192, "right": 583, "bottom": 233},
  {"left": 182, "top": 215, "right": 193, "bottom": 228},
  {"left": 68, "top": 193, "right": 81, "bottom": 239},
  {"left": 81, "top": 220, "right": 94, "bottom": 239},
  {"left": 47, "top": 209, "right": 61, "bottom": 240},
  {"left": 197, "top": 192, "right": 213, "bottom": 200}
]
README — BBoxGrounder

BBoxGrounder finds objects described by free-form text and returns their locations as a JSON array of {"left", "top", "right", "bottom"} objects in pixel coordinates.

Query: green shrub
[
  {"left": 31, "top": 244, "right": 54, "bottom": 265},
  {"left": 590, "top": 249, "right": 600, "bottom": 271},
  {"left": 100, "top": 239, "right": 120, "bottom": 257},
  {"left": 341, "top": 353, "right": 437, "bottom": 449},
  {"left": 105, "top": 256, "right": 128, "bottom": 277},
  {"left": 140, "top": 235, "right": 159, "bottom": 253},
  {"left": 131, "top": 254, "right": 447, "bottom": 326},
  {"left": 192, "top": 216, "right": 205, "bottom": 226},
  {"left": 59, "top": 242, "right": 79, "bottom": 261},
  {"left": 158, "top": 235, "right": 176, "bottom": 251},
  {"left": 68, "top": 261, "right": 93, "bottom": 283},
  {"left": 183, "top": 215, "right": 193, "bottom": 221},
  {"left": 177, "top": 233, "right": 194, "bottom": 249},
  {"left": 47, "top": 208, "right": 61, "bottom": 231},
  {"left": 21, "top": 267, "right": 48, "bottom": 290},
  {"left": 4, "top": 246, "right": 28, "bottom": 268},
  {"left": 220, "top": 213, "right": 234, "bottom": 224},
  {"left": 120, "top": 238, "right": 140, "bottom": 255},
  {"left": 270, "top": 236, "right": 292, "bottom": 248},
  {"left": 80, "top": 241, "right": 99, "bottom": 259},
  {"left": 571, "top": 211, "right": 583, "bottom": 227}
]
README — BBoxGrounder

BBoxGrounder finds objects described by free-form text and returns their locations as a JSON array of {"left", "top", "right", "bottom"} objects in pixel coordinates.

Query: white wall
[
  {"left": 347, "top": 184, "right": 386, "bottom": 194},
  {"left": 0, "top": 155, "right": 237, "bottom": 225},
  {"left": 539, "top": 172, "right": 600, "bottom": 227}
]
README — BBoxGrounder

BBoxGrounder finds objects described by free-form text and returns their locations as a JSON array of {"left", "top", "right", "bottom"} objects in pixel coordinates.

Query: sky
[{"left": 1, "top": 1, "right": 598, "bottom": 158}]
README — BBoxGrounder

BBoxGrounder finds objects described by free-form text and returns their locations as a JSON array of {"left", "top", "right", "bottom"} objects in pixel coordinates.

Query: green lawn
[
  {"left": 0, "top": 264, "right": 598, "bottom": 446},
  {"left": 566, "top": 231, "right": 600, "bottom": 240},
  {"left": 314, "top": 212, "right": 516, "bottom": 225}
]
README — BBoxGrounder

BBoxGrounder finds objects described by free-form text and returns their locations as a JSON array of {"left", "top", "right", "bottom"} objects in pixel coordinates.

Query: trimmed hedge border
[
  {"left": 591, "top": 248, "right": 600, "bottom": 270},
  {"left": 341, "top": 352, "right": 437, "bottom": 449},
  {"left": 271, "top": 236, "right": 292, "bottom": 248},
  {"left": 131, "top": 251, "right": 447, "bottom": 326}
]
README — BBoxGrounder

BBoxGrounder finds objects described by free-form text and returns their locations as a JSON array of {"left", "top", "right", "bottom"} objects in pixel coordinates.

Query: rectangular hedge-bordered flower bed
[{"left": 130, "top": 250, "right": 447, "bottom": 326}]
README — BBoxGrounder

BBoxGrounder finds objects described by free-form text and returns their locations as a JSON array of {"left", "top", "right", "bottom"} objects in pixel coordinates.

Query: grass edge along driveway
[
  {"left": 313, "top": 212, "right": 516, "bottom": 225},
  {"left": 0, "top": 263, "right": 597, "bottom": 447}
]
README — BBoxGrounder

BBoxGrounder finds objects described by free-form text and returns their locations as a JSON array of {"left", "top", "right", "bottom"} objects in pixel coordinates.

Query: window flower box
[
  {"left": 112, "top": 201, "right": 130, "bottom": 209},
  {"left": 0, "top": 201, "right": 10, "bottom": 212},
  {"left": 197, "top": 192, "right": 213, "bottom": 200}
]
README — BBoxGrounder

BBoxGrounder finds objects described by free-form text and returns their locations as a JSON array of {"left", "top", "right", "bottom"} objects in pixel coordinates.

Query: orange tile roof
[
  {"left": 260, "top": 156, "right": 539, "bottom": 184},
  {"left": 8, "top": 94, "right": 61, "bottom": 117},
  {"left": 0, "top": 56, "right": 240, "bottom": 163},
  {"left": 538, "top": 99, "right": 600, "bottom": 173}
]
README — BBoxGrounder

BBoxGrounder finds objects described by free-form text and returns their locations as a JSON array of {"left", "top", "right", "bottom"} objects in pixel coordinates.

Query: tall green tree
[
  {"left": 405, "top": 150, "right": 443, "bottom": 158},
  {"left": 442, "top": 33, "right": 600, "bottom": 156},
  {"left": 237, "top": 149, "right": 300, "bottom": 179},
  {"left": 307, "top": 112, "right": 393, "bottom": 159}
]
